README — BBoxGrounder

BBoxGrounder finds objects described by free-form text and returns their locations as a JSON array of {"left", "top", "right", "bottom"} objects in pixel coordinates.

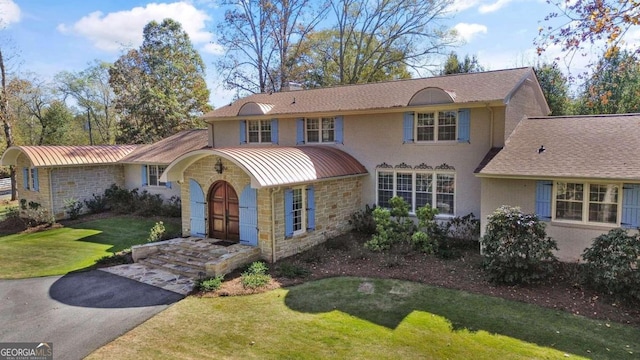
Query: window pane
[
  {"left": 322, "top": 117, "right": 335, "bottom": 142},
  {"left": 248, "top": 120, "right": 260, "bottom": 143},
  {"left": 158, "top": 165, "right": 167, "bottom": 186},
  {"left": 415, "top": 173, "right": 433, "bottom": 209},
  {"left": 149, "top": 166, "right": 159, "bottom": 186},
  {"left": 589, "top": 203, "right": 617, "bottom": 223},
  {"left": 416, "top": 112, "right": 434, "bottom": 141},
  {"left": 396, "top": 173, "right": 412, "bottom": 207},
  {"left": 438, "top": 111, "right": 457, "bottom": 141},
  {"left": 306, "top": 118, "right": 319, "bottom": 143},
  {"left": 436, "top": 174, "right": 454, "bottom": 215},
  {"left": 555, "top": 182, "right": 583, "bottom": 221},
  {"left": 292, "top": 188, "right": 303, "bottom": 232},
  {"left": 261, "top": 120, "right": 271, "bottom": 143},
  {"left": 588, "top": 184, "right": 618, "bottom": 223},
  {"left": 377, "top": 172, "right": 393, "bottom": 208}
]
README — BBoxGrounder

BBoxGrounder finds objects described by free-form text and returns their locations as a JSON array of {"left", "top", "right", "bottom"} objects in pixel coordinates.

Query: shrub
[
  {"left": 104, "top": 184, "right": 136, "bottom": 214},
  {"left": 18, "top": 200, "right": 53, "bottom": 227},
  {"left": 410, "top": 205, "right": 440, "bottom": 254},
  {"left": 84, "top": 194, "right": 108, "bottom": 214},
  {"left": 349, "top": 204, "right": 377, "bottom": 234},
  {"left": 365, "top": 197, "right": 415, "bottom": 251},
  {"left": 161, "top": 196, "right": 182, "bottom": 217},
  {"left": 241, "top": 261, "right": 272, "bottom": 289},
  {"left": 63, "top": 198, "right": 84, "bottom": 220},
  {"left": 447, "top": 213, "right": 481, "bottom": 241},
  {"left": 136, "top": 190, "right": 164, "bottom": 217},
  {"left": 147, "top": 221, "right": 166, "bottom": 243},
  {"left": 95, "top": 250, "right": 132, "bottom": 266},
  {"left": 582, "top": 228, "right": 640, "bottom": 302},
  {"left": 481, "top": 206, "right": 558, "bottom": 285},
  {"left": 197, "top": 275, "right": 225, "bottom": 292},
  {"left": 275, "top": 262, "right": 310, "bottom": 278}
]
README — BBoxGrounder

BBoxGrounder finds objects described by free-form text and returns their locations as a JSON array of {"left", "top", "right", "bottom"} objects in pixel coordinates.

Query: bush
[
  {"left": 63, "top": 198, "right": 84, "bottom": 220},
  {"left": 410, "top": 205, "right": 440, "bottom": 254},
  {"left": 241, "top": 261, "right": 272, "bottom": 289},
  {"left": 447, "top": 213, "right": 481, "bottom": 241},
  {"left": 96, "top": 250, "right": 132, "bottom": 266},
  {"left": 161, "top": 196, "right": 182, "bottom": 217},
  {"left": 104, "top": 184, "right": 136, "bottom": 214},
  {"left": 84, "top": 194, "right": 108, "bottom": 214},
  {"left": 18, "top": 200, "right": 53, "bottom": 227},
  {"left": 582, "top": 228, "right": 640, "bottom": 302},
  {"left": 481, "top": 206, "right": 558, "bottom": 285},
  {"left": 197, "top": 275, "right": 225, "bottom": 292},
  {"left": 136, "top": 190, "right": 164, "bottom": 217},
  {"left": 147, "top": 221, "right": 166, "bottom": 243},
  {"left": 365, "top": 197, "right": 415, "bottom": 251},
  {"left": 349, "top": 204, "right": 377, "bottom": 234}
]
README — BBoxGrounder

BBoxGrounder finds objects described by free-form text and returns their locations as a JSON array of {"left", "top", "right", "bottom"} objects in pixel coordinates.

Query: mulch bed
[{"left": 202, "top": 232, "right": 640, "bottom": 328}]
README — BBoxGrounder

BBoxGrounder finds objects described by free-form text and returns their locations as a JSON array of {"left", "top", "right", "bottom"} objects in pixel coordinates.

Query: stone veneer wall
[
  {"left": 181, "top": 155, "right": 363, "bottom": 262},
  {"left": 16, "top": 154, "right": 52, "bottom": 216}
]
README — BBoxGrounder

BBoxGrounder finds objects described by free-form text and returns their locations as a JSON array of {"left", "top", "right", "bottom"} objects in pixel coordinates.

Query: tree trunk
[{"left": 0, "top": 49, "right": 16, "bottom": 200}]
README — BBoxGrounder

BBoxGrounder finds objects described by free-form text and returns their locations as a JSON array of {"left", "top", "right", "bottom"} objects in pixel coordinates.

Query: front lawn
[
  {"left": 87, "top": 277, "right": 638, "bottom": 360},
  {"left": 0, "top": 216, "right": 180, "bottom": 279}
]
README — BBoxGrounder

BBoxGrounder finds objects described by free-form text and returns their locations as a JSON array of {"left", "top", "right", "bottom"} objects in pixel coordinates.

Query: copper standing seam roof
[
  {"left": 204, "top": 67, "right": 538, "bottom": 119},
  {"left": 163, "top": 146, "right": 368, "bottom": 188},
  {"left": 120, "top": 129, "right": 209, "bottom": 164},
  {"left": 0, "top": 145, "right": 139, "bottom": 167},
  {"left": 477, "top": 113, "right": 640, "bottom": 181}
]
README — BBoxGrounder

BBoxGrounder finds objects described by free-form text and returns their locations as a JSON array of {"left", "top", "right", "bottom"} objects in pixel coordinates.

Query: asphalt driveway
[{"left": 0, "top": 270, "right": 183, "bottom": 360}]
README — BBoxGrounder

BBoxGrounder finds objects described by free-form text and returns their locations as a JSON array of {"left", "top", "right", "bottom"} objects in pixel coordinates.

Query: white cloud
[
  {"left": 0, "top": 0, "right": 21, "bottom": 27},
  {"left": 448, "top": 0, "right": 482, "bottom": 13},
  {"left": 479, "top": 0, "right": 514, "bottom": 14},
  {"left": 454, "top": 23, "right": 488, "bottom": 42},
  {"left": 57, "top": 2, "right": 215, "bottom": 52},
  {"left": 202, "top": 42, "right": 224, "bottom": 55}
]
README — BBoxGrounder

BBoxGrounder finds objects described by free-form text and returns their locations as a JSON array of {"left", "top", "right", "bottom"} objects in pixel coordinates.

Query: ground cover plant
[
  {"left": 87, "top": 277, "right": 639, "bottom": 360},
  {"left": 0, "top": 216, "right": 180, "bottom": 278}
]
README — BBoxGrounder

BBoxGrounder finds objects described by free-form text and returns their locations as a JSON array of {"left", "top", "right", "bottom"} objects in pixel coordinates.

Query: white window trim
[
  {"left": 552, "top": 181, "right": 622, "bottom": 226},
  {"left": 246, "top": 119, "right": 272, "bottom": 144},
  {"left": 415, "top": 110, "right": 458, "bottom": 143},
  {"left": 305, "top": 117, "right": 335, "bottom": 143},
  {"left": 375, "top": 169, "right": 456, "bottom": 216},
  {"left": 292, "top": 186, "right": 307, "bottom": 236},
  {"left": 148, "top": 165, "right": 167, "bottom": 187}
]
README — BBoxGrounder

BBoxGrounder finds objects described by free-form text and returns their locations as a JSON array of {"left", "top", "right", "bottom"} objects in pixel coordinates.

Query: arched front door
[{"left": 208, "top": 181, "right": 240, "bottom": 241}]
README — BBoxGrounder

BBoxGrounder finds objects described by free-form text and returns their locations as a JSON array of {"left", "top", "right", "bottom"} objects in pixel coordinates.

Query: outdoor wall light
[{"left": 215, "top": 158, "right": 226, "bottom": 174}]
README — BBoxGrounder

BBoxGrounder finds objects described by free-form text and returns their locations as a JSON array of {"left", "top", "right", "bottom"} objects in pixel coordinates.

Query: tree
[
  {"left": 327, "top": 0, "right": 456, "bottom": 85},
  {"left": 441, "top": 52, "right": 484, "bottom": 75},
  {"left": 0, "top": 48, "right": 16, "bottom": 200},
  {"left": 217, "top": 0, "right": 327, "bottom": 94},
  {"left": 55, "top": 61, "right": 116, "bottom": 144},
  {"left": 534, "top": 62, "right": 570, "bottom": 115},
  {"left": 289, "top": 29, "right": 411, "bottom": 88},
  {"left": 575, "top": 50, "right": 640, "bottom": 115},
  {"left": 39, "top": 101, "right": 73, "bottom": 145},
  {"left": 537, "top": 1, "right": 640, "bottom": 63},
  {"left": 110, "top": 19, "right": 211, "bottom": 144}
]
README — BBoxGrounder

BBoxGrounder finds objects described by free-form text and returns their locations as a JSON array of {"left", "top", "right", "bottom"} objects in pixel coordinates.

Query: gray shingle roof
[
  {"left": 206, "top": 68, "right": 534, "bottom": 119},
  {"left": 478, "top": 113, "right": 640, "bottom": 181},
  {"left": 120, "top": 129, "right": 209, "bottom": 164}
]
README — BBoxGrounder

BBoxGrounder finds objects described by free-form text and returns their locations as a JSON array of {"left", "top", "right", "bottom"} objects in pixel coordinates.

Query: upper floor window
[
  {"left": 247, "top": 120, "right": 272, "bottom": 143},
  {"left": 404, "top": 109, "right": 470, "bottom": 144},
  {"left": 377, "top": 169, "right": 455, "bottom": 215},
  {"left": 306, "top": 117, "right": 335, "bottom": 143}
]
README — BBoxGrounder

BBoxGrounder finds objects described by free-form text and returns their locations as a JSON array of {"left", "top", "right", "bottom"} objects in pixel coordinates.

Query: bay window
[{"left": 377, "top": 170, "right": 455, "bottom": 215}]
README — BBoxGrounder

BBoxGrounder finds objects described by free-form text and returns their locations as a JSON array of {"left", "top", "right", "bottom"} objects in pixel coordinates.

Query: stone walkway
[{"left": 99, "top": 264, "right": 196, "bottom": 295}]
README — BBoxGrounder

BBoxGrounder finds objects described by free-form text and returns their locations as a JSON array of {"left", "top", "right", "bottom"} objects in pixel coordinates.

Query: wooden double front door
[{"left": 208, "top": 181, "right": 240, "bottom": 242}]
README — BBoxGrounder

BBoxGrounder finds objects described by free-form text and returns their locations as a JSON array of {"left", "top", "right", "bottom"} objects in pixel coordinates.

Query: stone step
[
  {"left": 154, "top": 252, "right": 207, "bottom": 269},
  {"left": 138, "top": 257, "right": 206, "bottom": 278},
  {"left": 161, "top": 244, "right": 230, "bottom": 259}
]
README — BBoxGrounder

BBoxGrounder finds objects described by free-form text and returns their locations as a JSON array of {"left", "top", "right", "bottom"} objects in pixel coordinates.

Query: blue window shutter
[
  {"left": 141, "top": 165, "right": 148, "bottom": 187},
  {"left": 296, "top": 118, "right": 305, "bottom": 144},
  {"left": 622, "top": 184, "right": 640, "bottom": 228},
  {"left": 271, "top": 119, "right": 279, "bottom": 144},
  {"left": 458, "top": 109, "right": 470, "bottom": 143},
  {"left": 335, "top": 116, "right": 344, "bottom": 144},
  {"left": 284, "top": 189, "right": 294, "bottom": 237},
  {"left": 32, "top": 169, "right": 39, "bottom": 191},
  {"left": 165, "top": 181, "right": 172, "bottom": 189},
  {"left": 307, "top": 186, "right": 315, "bottom": 231},
  {"left": 535, "top": 180, "right": 552, "bottom": 221},
  {"left": 403, "top": 112, "right": 414, "bottom": 143},
  {"left": 22, "top": 168, "right": 28, "bottom": 190},
  {"left": 239, "top": 120, "right": 247, "bottom": 144}
]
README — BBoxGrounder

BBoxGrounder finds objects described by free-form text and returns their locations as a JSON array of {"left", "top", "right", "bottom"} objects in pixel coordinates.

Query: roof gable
[
  {"left": 479, "top": 113, "right": 640, "bottom": 180},
  {"left": 206, "top": 67, "right": 535, "bottom": 119}
]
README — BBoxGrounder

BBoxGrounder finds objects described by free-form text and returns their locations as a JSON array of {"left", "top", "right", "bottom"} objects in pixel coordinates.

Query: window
[
  {"left": 144, "top": 165, "right": 167, "bottom": 187},
  {"left": 553, "top": 181, "right": 619, "bottom": 224},
  {"left": 247, "top": 120, "right": 272, "bottom": 143},
  {"left": 416, "top": 111, "right": 457, "bottom": 142},
  {"left": 376, "top": 170, "right": 455, "bottom": 215},
  {"left": 23, "top": 167, "right": 39, "bottom": 191},
  {"left": 285, "top": 186, "right": 316, "bottom": 237},
  {"left": 306, "top": 117, "right": 334, "bottom": 143}
]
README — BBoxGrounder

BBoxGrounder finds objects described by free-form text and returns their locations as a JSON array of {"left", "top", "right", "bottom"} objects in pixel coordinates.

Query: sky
[{"left": 0, "top": 0, "right": 591, "bottom": 109}]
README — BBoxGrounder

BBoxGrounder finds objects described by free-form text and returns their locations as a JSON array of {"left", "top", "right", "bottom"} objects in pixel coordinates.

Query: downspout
[
  {"left": 48, "top": 168, "right": 54, "bottom": 220},
  {"left": 270, "top": 187, "right": 281, "bottom": 263},
  {"left": 486, "top": 104, "right": 495, "bottom": 147}
]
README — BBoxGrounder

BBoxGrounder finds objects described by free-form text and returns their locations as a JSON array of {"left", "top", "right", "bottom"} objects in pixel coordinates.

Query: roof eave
[{"left": 476, "top": 172, "right": 640, "bottom": 183}]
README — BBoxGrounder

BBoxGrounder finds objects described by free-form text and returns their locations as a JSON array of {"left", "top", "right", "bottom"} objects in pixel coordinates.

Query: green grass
[
  {"left": 87, "top": 277, "right": 639, "bottom": 360},
  {"left": 0, "top": 216, "right": 181, "bottom": 279}
]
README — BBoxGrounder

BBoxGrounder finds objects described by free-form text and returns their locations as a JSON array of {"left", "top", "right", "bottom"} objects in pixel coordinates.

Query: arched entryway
[{"left": 208, "top": 181, "right": 240, "bottom": 241}]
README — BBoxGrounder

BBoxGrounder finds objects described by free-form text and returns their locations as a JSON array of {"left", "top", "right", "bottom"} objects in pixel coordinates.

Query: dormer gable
[
  {"left": 408, "top": 87, "right": 456, "bottom": 106},
  {"left": 238, "top": 102, "right": 274, "bottom": 116}
]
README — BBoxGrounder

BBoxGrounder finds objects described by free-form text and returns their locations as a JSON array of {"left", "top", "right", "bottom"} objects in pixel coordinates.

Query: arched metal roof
[
  {"left": 163, "top": 146, "right": 368, "bottom": 188},
  {"left": 1, "top": 145, "right": 138, "bottom": 167}
]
